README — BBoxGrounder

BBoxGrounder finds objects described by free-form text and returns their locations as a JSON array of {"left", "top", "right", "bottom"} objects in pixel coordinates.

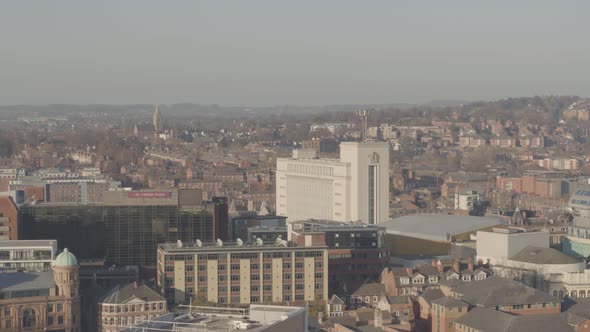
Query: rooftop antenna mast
[{"left": 357, "top": 109, "right": 368, "bottom": 142}]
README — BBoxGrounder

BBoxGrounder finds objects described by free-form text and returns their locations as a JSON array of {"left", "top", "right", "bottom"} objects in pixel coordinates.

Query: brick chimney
[
  {"left": 436, "top": 260, "right": 444, "bottom": 273},
  {"left": 453, "top": 257, "right": 460, "bottom": 273},
  {"left": 468, "top": 257, "right": 474, "bottom": 272},
  {"left": 431, "top": 259, "right": 437, "bottom": 268},
  {"left": 477, "top": 258, "right": 484, "bottom": 267},
  {"left": 406, "top": 267, "right": 413, "bottom": 276}
]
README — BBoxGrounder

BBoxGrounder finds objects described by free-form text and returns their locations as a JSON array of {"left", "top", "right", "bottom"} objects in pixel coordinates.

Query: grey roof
[
  {"left": 509, "top": 246, "right": 582, "bottom": 265},
  {"left": 386, "top": 295, "right": 411, "bottom": 305},
  {"left": 456, "top": 306, "right": 575, "bottom": 332},
  {"left": 431, "top": 296, "right": 467, "bottom": 308},
  {"left": 420, "top": 288, "right": 445, "bottom": 305},
  {"left": 452, "top": 277, "right": 559, "bottom": 307},
  {"left": 382, "top": 215, "right": 505, "bottom": 241},
  {"left": 0, "top": 271, "right": 55, "bottom": 292},
  {"left": 566, "top": 298, "right": 590, "bottom": 319},
  {"left": 351, "top": 283, "right": 386, "bottom": 297},
  {"left": 100, "top": 282, "right": 165, "bottom": 304},
  {"left": 0, "top": 240, "right": 57, "bottom": 248},
  {"left": 454, "top": 307, "right": 513, "bottom": 332}
]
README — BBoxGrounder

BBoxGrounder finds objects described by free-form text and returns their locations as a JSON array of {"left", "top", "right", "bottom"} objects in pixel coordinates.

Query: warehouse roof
[{"left": 382, "top": 215, "right": 505, "bottom": 241}]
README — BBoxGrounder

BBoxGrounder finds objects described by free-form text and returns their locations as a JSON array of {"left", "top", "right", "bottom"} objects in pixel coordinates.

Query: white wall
[
  {"left": 476, "top": 230, "right": 550, "bottom": 264},
  {"left": 277, "top": 142, "right": 390, "bottom": 225}
]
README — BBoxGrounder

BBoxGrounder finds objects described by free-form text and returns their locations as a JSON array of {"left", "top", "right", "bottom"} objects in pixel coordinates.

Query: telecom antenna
[{"left": 357, "top": 109, "right": 368, "bottom": 142}]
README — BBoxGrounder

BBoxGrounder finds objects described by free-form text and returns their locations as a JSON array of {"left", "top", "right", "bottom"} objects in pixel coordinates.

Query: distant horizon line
[{"left": 0, "top": 94, "right": 585, "bottom": 109}]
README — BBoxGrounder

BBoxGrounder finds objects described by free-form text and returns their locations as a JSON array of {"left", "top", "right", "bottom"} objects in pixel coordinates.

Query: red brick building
[{"left": 0, "top": 196, "right": 19, "bottom": 240}]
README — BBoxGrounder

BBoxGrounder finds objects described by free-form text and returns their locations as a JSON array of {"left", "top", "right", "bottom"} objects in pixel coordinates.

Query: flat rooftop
[
  {"left": 0, "top": 240, "right": 57, "bottom": 248},
  {"left": 382, "top": 215, "right": 506, "bottom": 242},
  {"left": 121, "top": 305, "right": 307, "bottom": 332},
  {"left": 159, "top": 241, "right": 326, "bottom": 252}
]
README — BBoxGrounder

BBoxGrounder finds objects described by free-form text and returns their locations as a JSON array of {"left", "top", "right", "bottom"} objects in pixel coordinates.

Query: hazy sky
[{"left": 1, "top": 1, "right": 589, "bottom": 106}]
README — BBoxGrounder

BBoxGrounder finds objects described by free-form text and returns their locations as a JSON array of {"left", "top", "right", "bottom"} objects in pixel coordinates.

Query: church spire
[{"left": 153, "top": 105, "right": 162, "bottom": 132}]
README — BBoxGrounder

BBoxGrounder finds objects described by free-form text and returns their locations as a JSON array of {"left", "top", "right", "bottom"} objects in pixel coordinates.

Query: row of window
[
  {"left": 101, "top": 302, "right": 164, "bottom": 313},
  {"left": 166, "top": 261, "right": 323, "bottom": 273}
]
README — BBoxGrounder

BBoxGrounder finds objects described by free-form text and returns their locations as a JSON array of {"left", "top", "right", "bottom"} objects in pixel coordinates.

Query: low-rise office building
[
  {"left": 0, "top": 240, "right": 57, "bottom": 272},
  {"left": 157, "top": 240, "right": 328, "bottom": 305}
]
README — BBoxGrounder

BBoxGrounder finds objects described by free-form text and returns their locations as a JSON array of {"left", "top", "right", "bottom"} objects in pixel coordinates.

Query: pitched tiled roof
[
  {"left": 432, "top": 296, "right": 467, "bottom": 308},
  {"left": 452, "top": 277, "right": 559, "bottom": 307},
  {"left": 420, "top": 289, "right": 445, "bottom": 305},
  {"left": 509, "top": 246, "right": 582, "bottom": 265},
  {"left": 351, "top": 283, "right": 386, "bottom": 297},
  {"left": 455, "top": 307, "right": 575, "bottom": 332},
  {"left": 100, "top": 282, "right": 165, "bottom": 304}
]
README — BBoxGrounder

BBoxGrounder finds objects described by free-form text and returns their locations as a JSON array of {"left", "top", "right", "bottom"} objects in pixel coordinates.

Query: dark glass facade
[{"left": 19, "top": 205, "right": 214, "bottom": 267}]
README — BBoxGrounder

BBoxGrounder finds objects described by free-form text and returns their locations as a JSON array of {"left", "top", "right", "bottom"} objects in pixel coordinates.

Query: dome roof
[{"left": 54, "top": 248, "right": 78, "bottom": 267}]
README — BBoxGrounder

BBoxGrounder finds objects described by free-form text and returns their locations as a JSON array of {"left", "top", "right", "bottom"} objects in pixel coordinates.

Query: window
[
  {"left": 58, "top": 315, "right": 64, "bottom": 325},
  {"left": 218, "top": 275, "right": 227, "bottom": 282},
  {"left": 251, "top": 275, "right": 260, "bottom": 281},
  {"left": 295, "top": 273, "right": 304, "bottom": 280},
  {"left": 400, "top": 277, "right": 409, "bottom": 285},
  {"left": 47, "top": 316, "right": 54, "bottom": 325},
  {"left": 251, "top": 264, "right": 259, "bottom": 270},
  {"left": 231, "top": 264, "right": 240, "bottom": 271},
  {"left": 295, "top": 284, "right": 304, "bottom": 290},
  {"left": 263, "top": 264, "right": 272, "bottom": 270},
  {"left": 251, "top": 285, "right": 259, "bottom": 292},
  {"left": 57, "top": 304, "right": 63, "bottom": 312},
  {"left": 263, "top": 274, "right": 271, "bottom": 281},
  {"left": 263, "top": 285, "right": 272, "bottom": 291},
  {"left": 295, "top": 262, "right": 304, "bottom": 269},
  {"left": 231, "top": 286, "right": 240, "bottom": 292},
  {"left": 283, "top": 262, "right": 291, "bottom": 269},
  {"left": 47, "top": 304, "right": 53, "bottom": 313},
  {"left": 231, "top": 275, "right": 240, "bottom": 281}
]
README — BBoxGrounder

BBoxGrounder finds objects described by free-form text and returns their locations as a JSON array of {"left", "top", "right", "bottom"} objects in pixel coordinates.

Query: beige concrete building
[
  {"left": 276, "top": 142, "right": 389, "bottom": 224},
  {"left": 157, "top": 241, "right": 328, "bottom": 305}
]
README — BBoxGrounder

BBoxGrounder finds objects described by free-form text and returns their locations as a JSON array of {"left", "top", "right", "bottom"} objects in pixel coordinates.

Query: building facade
[
  {"left": 98, "top": 282, "right": 167, "bottom": 332},
  {"left": 276, "top": 142, "right": 389, "bottom": 224},
  {"left": 0, "top": 248, "right": 81, "bottom": 332},
  {"left": 20, "top": 189, "right": 216, "bottom": 268},
  {"left": 157, "top": 241, "right": 328, "bottom": 305},
  {"left": 0, "top": 240, "right": 57, "bottom": 272}
]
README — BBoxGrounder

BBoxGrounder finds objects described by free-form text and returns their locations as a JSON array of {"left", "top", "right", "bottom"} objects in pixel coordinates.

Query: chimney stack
[
  {"left": 453, "top": 257, "right": 460, "bottom": 273},
  {"left": 405, "top": 267, "right": 413, "bottom": 277},
  {"left": 477, "top": 258, "right": 484, "bottom": 267},
  {"left": 431, "top": 259, "right": 437, "bottom": 267},
  {"left": 436, "top": 260, "right": 444, "bottom": 273},
  {"left": 468, "top": 257, "right": 474, "bottom": 272}
]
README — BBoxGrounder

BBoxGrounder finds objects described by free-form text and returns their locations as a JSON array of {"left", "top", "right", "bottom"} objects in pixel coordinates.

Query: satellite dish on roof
[
  {"left": 216, "top": 239, "right": 223, "bottom": 247},
  {"left": 237, "top": 238, "right": 244, "bottom": 246},
  {"left": 196, "top": 239, "right": 202, "bottom": 247},
  {"left": 177, "top": 240, "right": 183, "bottom": 248},
  {"left": 256, "top": 238, "right": 263, "bottom": 246}
]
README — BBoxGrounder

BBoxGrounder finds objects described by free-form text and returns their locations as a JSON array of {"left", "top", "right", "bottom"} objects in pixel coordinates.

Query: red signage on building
[{"left": 127, "top": 191, "right": 172, "bottom": 198}]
